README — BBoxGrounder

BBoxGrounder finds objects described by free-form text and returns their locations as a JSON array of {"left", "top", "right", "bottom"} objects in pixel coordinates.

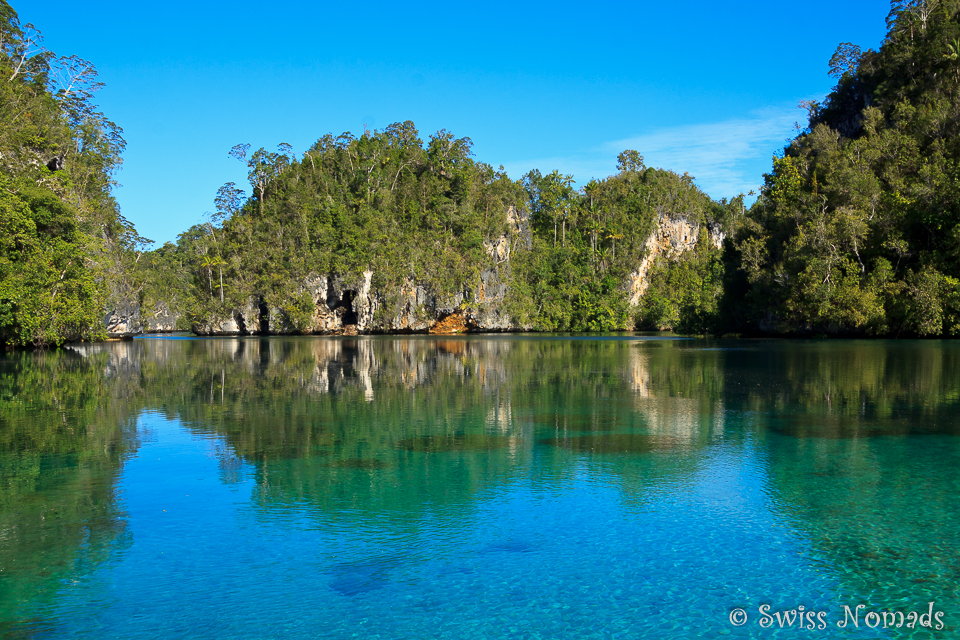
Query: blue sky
[{"left": 17, "top": 1, "right": 889, "bottom": 246}]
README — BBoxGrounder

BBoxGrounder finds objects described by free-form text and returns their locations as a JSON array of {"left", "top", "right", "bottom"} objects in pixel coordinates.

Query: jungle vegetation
[
  {"left": 728, "top": 0, "right": 960, "bottom": 336},
  {"left": 4, "top": 0, "right": 960, "bottom": 345},
  {"left": 0, "top": 1, "right": 146, "bottom": 347},
  {"left": 155, "top": 136, "right": 730, "bottom": 335}
]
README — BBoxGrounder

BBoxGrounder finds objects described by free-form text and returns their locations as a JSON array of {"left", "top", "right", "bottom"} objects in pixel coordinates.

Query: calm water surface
[{"left": 1, "top": 336, "right": 958, "bottom": 638}]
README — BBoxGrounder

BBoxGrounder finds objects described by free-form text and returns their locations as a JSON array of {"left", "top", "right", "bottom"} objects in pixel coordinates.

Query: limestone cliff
[
  {"left": 627, "top": 215, "right": 725, "bottom": 306},
  {"left": 187, "top": 207, "right": 527, "bottom": 337},
  {"left": 105, "top": 208, "right": 726, "bottom": 339},
  {"left": 190, "top": 263, "right": 515, "bottom": 337},
  {"left": 103, "top": 294, "right": 141, "bottom": 338}
]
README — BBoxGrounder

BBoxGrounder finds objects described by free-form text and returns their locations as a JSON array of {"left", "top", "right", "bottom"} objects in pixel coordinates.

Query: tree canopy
[
  {"left": 9, "top": 0, "right": 960, "bottom": 344},
  {"left": 0, "top": 0, "right": 140, "bottom": 347},
  {"left": 726, "top": 0, "right": 960, "bottom": 336}
]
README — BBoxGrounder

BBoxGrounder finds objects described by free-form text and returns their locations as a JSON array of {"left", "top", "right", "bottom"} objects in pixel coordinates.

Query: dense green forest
[
  {"left": 148, "top": 137, "right": 731, "bottom": 336},
  {"left": 4, "top": 0, "right": 960, "bottom": 346},
  {"left": 0, "top": 1, "right": 145, "bottom": 347},
  {"left": 728, "top": 0, "right": 960, "bottom": 335}
]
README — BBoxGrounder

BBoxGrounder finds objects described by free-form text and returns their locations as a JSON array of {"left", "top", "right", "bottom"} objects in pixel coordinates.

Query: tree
[
  {"left": 536, "top": 171, "right": 575, "bottom": 247},
  {"left": 50, "top": 54, "right": 103, "bottom": 125},
  {"left": 200, "top": 254, "right": 227, "bottom": 302},
  {"left": 214, "top": 181, "right": 245, "bottom": 223},
  {"left": 0, "top": 188, "right": 104, "bottom": 346},
  {"left": 828, "top": 43, "right": 863, "bottom": 79},
  {"left": 230, "top": 143, "right": 290, "bottom": 216},
  {"left": 0, "top": 2, "right": 134, "bottom": 346},
  {"left": 728, "top": 0, "right": 960, "bottom": 336},
  {"left": 426, "top": 129, "right": 473, "bottom": 177},
  {"left": 616, "top": 150, "right": 645, "bottom": 173}
]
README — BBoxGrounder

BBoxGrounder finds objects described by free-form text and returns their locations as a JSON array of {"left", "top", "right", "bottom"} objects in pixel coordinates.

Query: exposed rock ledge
[
  {"left": 628, "top": 215, "right": 725, "bottom": 305},
  {"left": 191, "top": 265, "right": 516, "bottom": 336},
  {"left": 429, "top": 311, "right": 473, "bottom": 334},
  {"left": 101, "top": 210, "right": 726, "bottom": 338},
  {"left": 103, "top": 292, "right": 181, "bottom": 338}
]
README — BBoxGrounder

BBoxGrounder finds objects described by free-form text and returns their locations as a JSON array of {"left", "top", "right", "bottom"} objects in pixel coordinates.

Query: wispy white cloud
[
  {"left": 606, "top": 107, "right": 800, "bottom": 197},
  {"left": 501, "top": 105, "right": 804, "bottom": 200}
]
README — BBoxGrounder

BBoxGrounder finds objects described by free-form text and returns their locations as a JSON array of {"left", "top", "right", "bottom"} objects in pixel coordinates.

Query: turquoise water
[{"left": 1, "top": 336, "right": 958, "bottom": 638}]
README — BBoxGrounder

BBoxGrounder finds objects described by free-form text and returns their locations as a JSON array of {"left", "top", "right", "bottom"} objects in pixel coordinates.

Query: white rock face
[
  {"left": 103, "top": 295, "right": 142, "bottom": 338},
  {"left": 627, "top": 216, "right": 726, "bottom": 306},
  {"left": 707, "top": 222, "right": 726, "bottom": 249},
  {"left": 193, "top": 315, "right": 240, "bottom": 336},
  {"left": 390, "top": 278, "right": 435, "bottom": 332},
  {"left": 483, "top": 236, "right": 510, "bottom": 263},
  {"left": 299, "top": 275, "right": 338, "bottom": 333},
  {"left": 506, "top": 205, "right": 532, "bottom": 249},
  {"left": 355, "top": 270, "right": 377, "bottom": 331},
  {"left": 142, "top": 301, "right": 178, "bottom": 333},
  {"left": 466, "top": 267, "right": 514, "bottom": 330},
  {"left": 237, "top": 298, "right": 260, "bottom": 333},
  {"left": 267, "top": 305, "right": 294, "bottom": 334}
]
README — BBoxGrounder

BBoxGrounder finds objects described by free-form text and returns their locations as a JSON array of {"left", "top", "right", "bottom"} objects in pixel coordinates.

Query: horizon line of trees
[
  {"left": 5, "top": 0, "right": 960, "bottom": 347},
  {"left": 142, "top": 127, "right": 732, "bottom": 336}
]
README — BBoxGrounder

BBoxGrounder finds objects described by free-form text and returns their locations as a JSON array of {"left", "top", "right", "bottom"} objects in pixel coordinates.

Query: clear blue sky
[{"left": 16, "top": 1, "right": 890, "bottom": 246}]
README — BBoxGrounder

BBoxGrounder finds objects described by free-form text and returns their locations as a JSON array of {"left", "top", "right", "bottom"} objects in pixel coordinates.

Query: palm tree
[
  {"left": 606, "top": 230, "right": 624, "bottom": 261},
  {"left": 200, "top": 255, "right": 227, "bottom": 302},
  {"left": 944, "top": 39, "right": 959, "bottom": 80},
  {"left": 944, "top": 38, "right": 959, "bottom": 59}
]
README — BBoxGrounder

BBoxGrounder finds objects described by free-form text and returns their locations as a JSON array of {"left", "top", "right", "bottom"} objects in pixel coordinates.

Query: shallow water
[{"left": 1, "top": 336, "right": 957, "bottom": 638}]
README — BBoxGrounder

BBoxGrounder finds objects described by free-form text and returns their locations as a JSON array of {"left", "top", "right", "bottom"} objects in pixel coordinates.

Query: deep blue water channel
[{"left": 1, "top": 336, "right": 958, "bottom": 638}]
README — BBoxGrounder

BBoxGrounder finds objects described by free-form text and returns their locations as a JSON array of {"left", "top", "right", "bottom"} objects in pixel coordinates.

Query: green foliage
[
  {"left": 4, "top": 9, "right": 730, "bottom": 340},
  {"left": 148, "top": 122, "right": 524, "bottom": 324},
  {"left": 636, "top": 227, "right": 725, "bottom": 334},
  {"left": 508, "top": 163, "right": 722, "bottom": 332},
  {"left": 146, "top": 123, "right": 728, "bottom": 335},
  {"left": 729, "top": 0, "right": 960, "bottom": 336},
  {"left": 0, "top": 2, "right": 136, "bottom": 347},
  {"left": 0, "top": 185, "right": 105, "bottom": 346},
  {"left": 13, "top": 0, "right": 960, "bottom": 341}
]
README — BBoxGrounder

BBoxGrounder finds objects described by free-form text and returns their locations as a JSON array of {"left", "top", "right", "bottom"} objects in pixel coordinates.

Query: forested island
[{"left": 3, "top": 0, "right": 960, "bottom": 347}]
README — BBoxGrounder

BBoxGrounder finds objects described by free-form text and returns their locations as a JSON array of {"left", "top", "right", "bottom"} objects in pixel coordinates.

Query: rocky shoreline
[{"left": 102, "top": 214, "right": 720, "bottom": 339}]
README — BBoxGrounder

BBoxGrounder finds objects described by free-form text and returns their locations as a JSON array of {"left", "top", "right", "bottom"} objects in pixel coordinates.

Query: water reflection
[
  {"left": 0, "top": 349, "right": 140, "bottom": 635},
  {"left": 396, "top": 434, "right": 514, "bottom": 452},
  {"left": 727, "top": 341, "right": 960, "bottom": 632},
  {"left": 1, "top": 337, "right": 959, "bottom": 636},
  {"left": 540, "top": 433, "right": 689, "bottom": 453}
]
